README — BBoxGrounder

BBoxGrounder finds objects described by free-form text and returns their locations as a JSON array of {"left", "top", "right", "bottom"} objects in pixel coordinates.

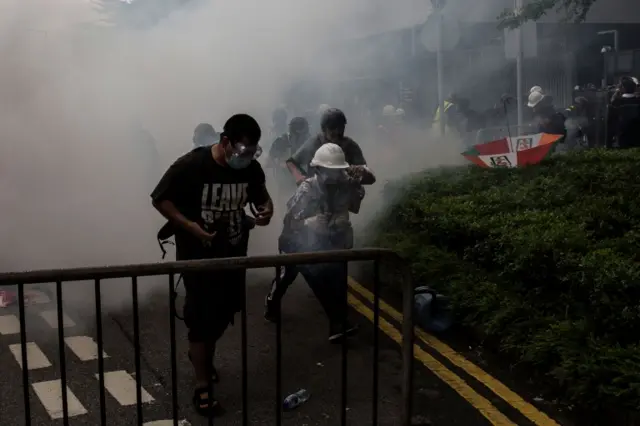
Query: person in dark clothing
[
  {"left": 268, "top": 143, "right": 375, "bottom": 342},
  {"left": 286, "top": 108, "right": 373, "bottom": 184},
  {"left": 608, "top": 76, "right": 640, "bottom": 148},
  {"left": 528, "top": 92, "right": 566, "bottom": 136},
  {"left": 564, "top": 97, "right": 593, "bottom": 149},
  {"left": 151, "top": 114, "right": 273, "bottom": 416},
  {"left": 192, "top": 123, "right": 219, "bottom": 148},
  {"left": 432, "top": 93, "right": 468, "bottom": 135},
  {"left": 267, "top": 117, "right": 310, "bottom": 194}
]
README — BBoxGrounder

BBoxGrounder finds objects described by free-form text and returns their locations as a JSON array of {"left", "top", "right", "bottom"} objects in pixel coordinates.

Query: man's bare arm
[
  {"left": 152, "top": 199, "right": 200, "bottom": 234},
  {"left": 286, "top": 160, "right": 307, "bottom": 184},
  {"left": 251, "top": 184, "right": 274, "bottom": 226}
]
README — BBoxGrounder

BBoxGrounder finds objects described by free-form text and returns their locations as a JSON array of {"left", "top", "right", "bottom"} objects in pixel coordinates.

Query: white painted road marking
[
  {"left": 64, "top": 336, "right": 108, "bottom": 361},
  {"left": 0, "top": 314, "right": 21, "bottom": 335},
  {"left": 25, "top": 289, "right": 51, "bottom": 305},
  {"left": 32, "top": 380, "right": 88, "bottom": 419},
  {"left": 99, "top": 370, "right": 154, "bottom": 406},
  {"left": 9, "top": 342, "right": 52, "bottom": 370},
  {"left": 144, "top": 421, "right": 191, "bottom": 426},
  {"left": 40, "top": 310, "right": 76, "bottom": 329}
]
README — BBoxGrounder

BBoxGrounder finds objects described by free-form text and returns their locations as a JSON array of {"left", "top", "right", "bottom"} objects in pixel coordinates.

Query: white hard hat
[
  {"left": 396, "top": 108, "right": 405, "bottom": 116},
  {"left": 530, "top": 86, "right": 543, "bottom": 94},
  {"left": 382, "top": 105, "right": 396, "bottom": 116},
  {"left": 527, "top": 91, "right": 544, "bottom": 108},
  {"left": 317, "top": 104, "right": 331, "bottom": 115},
  {"left": 310, "top": 143, "right": 350, "bottom": 169}
]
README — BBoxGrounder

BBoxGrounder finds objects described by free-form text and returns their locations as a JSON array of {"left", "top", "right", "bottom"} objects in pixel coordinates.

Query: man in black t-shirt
[{"left": 151, "top": 114, "right": 273, "bottom": 416}]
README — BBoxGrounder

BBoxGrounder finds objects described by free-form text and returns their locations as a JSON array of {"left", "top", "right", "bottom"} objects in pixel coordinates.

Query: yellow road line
[
  {"left": 348, "top": 278, "right": 560, "bottom": 426},
  {"left": 348, "top": 293, "right": 517, "bottom": 425}
]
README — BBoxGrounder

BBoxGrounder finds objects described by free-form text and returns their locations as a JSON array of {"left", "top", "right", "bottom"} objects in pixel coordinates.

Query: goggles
[{"left": 229, "top": 142, "right": 262, "bottom": 160}]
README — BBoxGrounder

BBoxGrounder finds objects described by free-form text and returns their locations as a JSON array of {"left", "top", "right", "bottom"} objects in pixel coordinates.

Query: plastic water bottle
[{"left": 283, "top": 389, "right": 311, "bottom": 411}]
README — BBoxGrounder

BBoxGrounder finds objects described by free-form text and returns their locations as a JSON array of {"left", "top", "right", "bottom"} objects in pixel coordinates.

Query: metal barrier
[{"left": 0, "top": 248, "right": 414, "bottom": 426}]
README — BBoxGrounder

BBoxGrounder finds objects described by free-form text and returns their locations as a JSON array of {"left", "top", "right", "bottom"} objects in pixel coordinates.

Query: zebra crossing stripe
[
  {"left": 64, "top": 336, "right": 108, "bottom": 361},
  {"left": 39, "top": 310, "right": 76, "bottom": 329},
  {"left": 32, "top": 380, "right": 88, "bottom": 419},
  {"left": 9, "top": 342, "right": 52, "bottom": 370},
  {"left": 98, "top": 370, "right": 154, "bottom": 406},
  {"left": 0, "top": 315, "right": 21, "bottom": 335}
]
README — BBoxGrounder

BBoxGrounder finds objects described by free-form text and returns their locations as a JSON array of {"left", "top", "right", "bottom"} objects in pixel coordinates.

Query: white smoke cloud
[{"left": 0, "top": 0, "right": 468, "bottom": 312}]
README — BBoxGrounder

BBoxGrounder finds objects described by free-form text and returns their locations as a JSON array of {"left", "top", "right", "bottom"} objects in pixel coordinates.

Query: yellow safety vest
[{"left": 433, "top": 101, "right": 454, "bottom": 123}]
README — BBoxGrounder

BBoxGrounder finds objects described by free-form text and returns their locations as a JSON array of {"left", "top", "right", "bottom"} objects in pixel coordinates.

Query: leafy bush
[{"left": 371, "top": 148, "right": 640, "bottom": 411}]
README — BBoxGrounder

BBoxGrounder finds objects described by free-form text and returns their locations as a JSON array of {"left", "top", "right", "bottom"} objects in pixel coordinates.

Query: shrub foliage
[{"left": 372, "top": 148, "right": 640, "bottom": 410}]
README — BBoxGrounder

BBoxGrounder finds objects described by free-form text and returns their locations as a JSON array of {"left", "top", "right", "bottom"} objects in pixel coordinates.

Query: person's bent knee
[{"left": 186, "top": 315, "right": 232, "bottom": 344}]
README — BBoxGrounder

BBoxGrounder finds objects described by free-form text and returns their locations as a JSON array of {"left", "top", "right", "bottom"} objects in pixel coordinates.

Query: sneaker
[
  {"left": 328, "top": 322, "right": 359, "bottom": 343},
  {"left": 264, "top": 296, "right": 279, "bottom": 323}
]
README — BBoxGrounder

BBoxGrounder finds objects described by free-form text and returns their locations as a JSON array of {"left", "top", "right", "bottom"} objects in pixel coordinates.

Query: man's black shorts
[
  {"left": 183, "top": 268, "right": 246, "bottom": 343},
  {"left": 177, "top": 234, "right": 248, "bottom": 343}
]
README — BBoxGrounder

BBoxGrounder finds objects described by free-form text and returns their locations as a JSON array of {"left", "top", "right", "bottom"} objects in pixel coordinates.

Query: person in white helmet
[
  {"left": 266, "top": 143, "right": 375, "bottom": 343},
  {"left": 382, "top": 104, "right": 396, "bottom": 116},
  {"left": 527, "top": 90, "right": 544, "bottom": 108},
  {"left": 527, "top": 91, "right": 566, "bottom": 135},
  {"left": 530, "top": 85, "right": 543, "bottom": 95}
]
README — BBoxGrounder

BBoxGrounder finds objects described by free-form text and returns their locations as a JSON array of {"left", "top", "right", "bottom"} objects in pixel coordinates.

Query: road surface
[
  {"left": 0, "top": 219, "right": 565, "bottom": 425},
  {"left": 0, "top": 271, "right": 564, "bottom": 426}
]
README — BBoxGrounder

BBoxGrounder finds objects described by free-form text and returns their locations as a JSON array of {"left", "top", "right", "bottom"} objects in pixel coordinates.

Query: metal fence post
[
  {"left": 0, "top": 249, "right": 412, "bottom": 425},
  {"left": 401, "top": 264, "right": 415, "bottom": 426}
]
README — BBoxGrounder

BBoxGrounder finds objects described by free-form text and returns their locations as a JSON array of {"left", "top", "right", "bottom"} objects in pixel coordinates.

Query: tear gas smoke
[{"left": 0, "top": 0, "right": 466, "bottom": 314}]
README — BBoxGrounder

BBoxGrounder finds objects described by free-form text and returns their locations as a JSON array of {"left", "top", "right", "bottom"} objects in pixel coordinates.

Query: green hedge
[{"left": 371, "top": 148, "right": 640, "bottom": 411}]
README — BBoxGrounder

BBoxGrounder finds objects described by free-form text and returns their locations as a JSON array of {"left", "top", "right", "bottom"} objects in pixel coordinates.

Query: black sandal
[
  {"left": 188, "top": 351, "right": 220, "bottom": 383},
  {"left": 192, "top": 386, "right": 223, "bottom": 417}
]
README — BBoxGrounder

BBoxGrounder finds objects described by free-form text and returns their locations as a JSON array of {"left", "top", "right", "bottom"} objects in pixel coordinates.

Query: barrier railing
[{"left": 0, "top": 248, "right": 414, "bottom": 426}]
